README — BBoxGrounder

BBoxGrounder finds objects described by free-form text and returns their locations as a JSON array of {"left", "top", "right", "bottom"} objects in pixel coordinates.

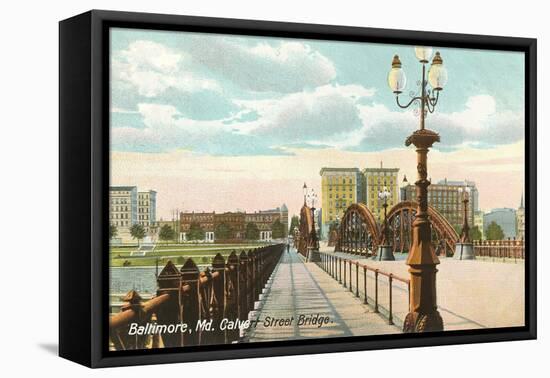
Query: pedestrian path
[
  {"left": 329, "top": 251, "right": 523, "bottom": 330},
  {"left": 247, "top": 249, "right": 399, "bottom": 342}
]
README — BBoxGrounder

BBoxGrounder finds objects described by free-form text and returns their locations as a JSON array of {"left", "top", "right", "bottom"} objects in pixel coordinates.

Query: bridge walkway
[{"left": 246, "top": 248, "right": 399, "bottom": 342}]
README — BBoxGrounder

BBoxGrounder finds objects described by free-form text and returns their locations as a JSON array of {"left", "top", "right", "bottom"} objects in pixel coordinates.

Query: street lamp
[
  {"left": 389, "top": 46, "right": 447, "bottom": 333},
  {"left": 458, "top": 187, "right": 471, "bottom": 243},
  {"left": 379, "top": 187, "right": 391, "bottom": 242},
  {"left": 455, "top": 186, "right": 475, "bottom": 260},
  {"left": 302, "top": 184, "right": 320, "bottom": 261},
  {"left": 375, "top": 187, "right": 395, "bottom": 261},
  {"left": 308, "top": 189, "right": 319, "bottom": 250}
]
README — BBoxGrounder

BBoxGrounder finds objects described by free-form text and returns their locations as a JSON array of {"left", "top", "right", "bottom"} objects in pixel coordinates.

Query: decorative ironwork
[
  {"left": 385, "top": 201, "right": 458, "bottom": 256},
  {"left": 297, "top": 203, "right": 317, "bottom": 256},
  {"left": 108, "top": 244, "right": 284, "bottom": 350},
  {"left": 334, "top": 203, "right": 380, "bottom": 256}
]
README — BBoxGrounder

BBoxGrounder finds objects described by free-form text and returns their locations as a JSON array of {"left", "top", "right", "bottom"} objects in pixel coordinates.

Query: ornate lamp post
[
  {"left": 388, "top": 46, "right": 448, "bottom": 333},
  {"left": 455, "top": 186, "right": 475, "bottom": 260},
  {"left": 375, "top": 186, "right": 395, "bottom": 260},
  {"left": 307, "top": 189, "right": 320, "bottom": 251}
]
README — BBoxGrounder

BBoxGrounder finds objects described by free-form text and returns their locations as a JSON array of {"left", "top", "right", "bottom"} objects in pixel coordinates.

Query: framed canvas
[{"left": 59, "top": 10, "right": 537, "bottom": 368}]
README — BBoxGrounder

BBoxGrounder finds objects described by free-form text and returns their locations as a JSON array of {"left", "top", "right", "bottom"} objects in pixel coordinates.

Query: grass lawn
[{"left": 109, "top": 243, "right": 268, "bottom": 267}]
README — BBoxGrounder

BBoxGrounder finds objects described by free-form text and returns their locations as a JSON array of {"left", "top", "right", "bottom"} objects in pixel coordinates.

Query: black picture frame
[{"left": 59, "top": 9, "right": 537, "bottom": 368}]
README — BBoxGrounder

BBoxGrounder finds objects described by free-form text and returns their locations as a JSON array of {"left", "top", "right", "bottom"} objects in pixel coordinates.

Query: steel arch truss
[
  {"left": 297, "top": 204, "right": 314, "bottom": 256},
  {"left": 386, "top": 201, "right": 459, "bottom": 256},
  {"left": 335, "top": 203, "right": 380, "bottom": 256}
]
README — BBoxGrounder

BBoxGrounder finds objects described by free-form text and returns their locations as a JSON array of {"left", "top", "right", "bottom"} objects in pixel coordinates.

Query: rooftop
[
  {"left": 319, "top": 167, "right": 360, "bottom": 175},
  {"left": 110, "top": 186, "right": 137, "bottom": 191}
]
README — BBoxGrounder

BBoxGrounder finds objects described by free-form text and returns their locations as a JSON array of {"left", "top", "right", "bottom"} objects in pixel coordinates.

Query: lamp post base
[
  {"left": 374, "top": 245, "right": 395, "bottom": 261},
  {"left": 403, "top": 310, "right": 444, "bottom": 333},
  {"left": 454, "top": 242, "right": 475, "bottom": 260},
  {"left": 307, "top": 248, "right": 321, "bottom": 262}
]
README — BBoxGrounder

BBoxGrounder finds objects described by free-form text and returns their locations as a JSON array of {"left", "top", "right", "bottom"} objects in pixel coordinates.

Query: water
[
  {"left": 110, "top": 264, "right": 211, "bottom": 295},
  {"left": 110, "top": 266, "right": 158, "bottom": 294}
]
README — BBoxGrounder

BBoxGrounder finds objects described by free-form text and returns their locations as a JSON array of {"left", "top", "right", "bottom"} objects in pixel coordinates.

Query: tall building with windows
[
  {"left": 402, "top": 178, "right": 477, "bottom": 231},
  {"left": 109, "top": 186, "right": 138, "bottom": 229},
  {"left": 138, "top": 190, "right": 157, "bottom": 233},
  {"left": 319, "top": 168, "right": 363, "bottom": 238},
  {"left": 109, "top": 186, "right": 157, "bottom": 242},
  {"left": 363, "top": 162, "right": 399, "bottom": 222}
]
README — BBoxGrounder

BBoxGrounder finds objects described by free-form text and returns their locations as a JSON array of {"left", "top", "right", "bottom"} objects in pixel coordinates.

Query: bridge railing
[
  {"left": 473, "top": 239, "right": 525, "bottom": 261},
  {"left": 316, "top": 251, "right": 410, "bottom": 327},
  {"left": 109, "top": 244, "right": 285, "bottom": 350}
]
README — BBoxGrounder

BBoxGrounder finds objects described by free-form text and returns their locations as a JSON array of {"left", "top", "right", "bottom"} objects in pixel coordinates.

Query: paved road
[{"left": 247, "top": 249, "right": 399, "bottom": 342}]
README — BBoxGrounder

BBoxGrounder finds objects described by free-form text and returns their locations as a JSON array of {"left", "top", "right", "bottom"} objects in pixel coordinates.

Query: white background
[{"left": 0, "top": 0, "right": 546, "bottom": 376}]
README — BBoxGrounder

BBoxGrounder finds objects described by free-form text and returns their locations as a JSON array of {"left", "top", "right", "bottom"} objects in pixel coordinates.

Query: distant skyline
[{"left": 110, "top": 28, "right": 525, "bottom": 220}]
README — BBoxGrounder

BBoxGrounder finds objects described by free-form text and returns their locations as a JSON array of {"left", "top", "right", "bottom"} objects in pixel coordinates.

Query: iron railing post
[
  {"left": 355, "top": 263, "right": 359, "bottom": 297},
  {"left": 374, "top": 269, "right": 379, "bottom": 313},
  {"left": 363, "top": 266, "right": 368, "bottom": 304},
  {"left": 388, "top": 274, "right": 394, "bottom": 325}
]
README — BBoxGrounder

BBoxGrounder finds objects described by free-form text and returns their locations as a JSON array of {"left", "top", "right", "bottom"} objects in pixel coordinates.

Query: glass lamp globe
[
  {"left": 415, "top": 46, "right": 433, "bottom": 62},
  {"left": 388, "top": 55, "right": 407, "bottom": 93},
  {"left": 428, "top": 52, "right": 448, "bottom": 90}
]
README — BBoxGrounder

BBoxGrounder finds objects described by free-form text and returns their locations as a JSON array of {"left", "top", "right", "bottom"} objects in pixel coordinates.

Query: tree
[
  {"left": 470, "top": 225, "right": 482, "bottom": 241},
  {"left": 453, "top": 224, "right": 462, "bottom": 236},
  {"left": 215, "top": 222, "right": 232, "bottom": 240},
  {"left": 289, "top": 215, "right": 299, "bottom": 235},
  {"left": 159, "top": 224, "right": 175, "bottom": 242},
  {"left": 272, "top": 219, "right": 286, "bottom": 239},
  {"left": 130, "top": 223, "right": 146, "bottom": 246},
  {"left": 187, "top": 222, "right": 205, "bottom": 241},
  {"left": 245, "top": 222, "right": 260, "bottom": 240},
  {"left": 109, "top": 224, "right": 118, "bottom": 240},
  {"left": 485, "top": 221, "right": 505, "bottom": 240}
]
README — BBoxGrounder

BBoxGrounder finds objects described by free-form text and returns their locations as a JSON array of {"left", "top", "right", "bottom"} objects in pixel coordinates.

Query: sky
[{"left": 109, "top": 28, "right": 525, "bottom": 220}]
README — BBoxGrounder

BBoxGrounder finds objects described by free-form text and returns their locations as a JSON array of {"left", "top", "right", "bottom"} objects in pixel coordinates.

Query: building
[
  {"left": 473, "top": 210, "right": 484, "bottom": 240},
  {"left": 483, "top": 208, "right": 517, "bottom": 239},
  {"left": 245, "top": 205, "right": 289, "bottom": 242},
  {"left": 516, "top": 194, "right": 525, "bottom": 239},
  {"left": 109, "top": 186, "right": 158, "bottom": 243},
  {"left": 401, "top": 178, "right": 477, "bottom": 231},
  {"left": 109, "top": 186, "right": 138, "bottom": 243},
  {"left": 138, "top": 190, "right": 157, "bottom": 233},
  {"left": 214, "top": 212, "right": 246, "bottom": 240},
  {"left": 179, "top": 205, "right": 289, "bottom": 243},
  {"left": 319, "top": 168, "right": 363, "bottom": 238},
  {"left": 179, "top": 212, "right": 215, "bottom": 242},
  {"left": 442, "top": 179, "right": 479, "bottom": 212},
  {"left": 363, "top": 162, "right": 399, "bottom": 222}
]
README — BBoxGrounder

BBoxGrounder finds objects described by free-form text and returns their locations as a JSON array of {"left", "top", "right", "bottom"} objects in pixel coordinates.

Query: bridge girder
[{"left": 333, "top": 201, "right": 459, "bottom": 256}]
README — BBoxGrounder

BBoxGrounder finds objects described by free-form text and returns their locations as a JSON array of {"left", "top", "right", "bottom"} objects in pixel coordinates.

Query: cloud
[
  {"left": 233, "top": 84, "right": 375, "bottom": 141},
  {"left": 111, "top": 103, "right": 289, "bottom": 155},
  {"left": 111, "top": 83, "right": 376, "bottom": 155},
  {"left": 187, "top": 39, "right": 336, "bottom": 93},
  {"left": 112, "top": 40, "right": 220, "bottom": 98},
  {"left": 348, "top": 95, "right": 524, "bottom": 152}
]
